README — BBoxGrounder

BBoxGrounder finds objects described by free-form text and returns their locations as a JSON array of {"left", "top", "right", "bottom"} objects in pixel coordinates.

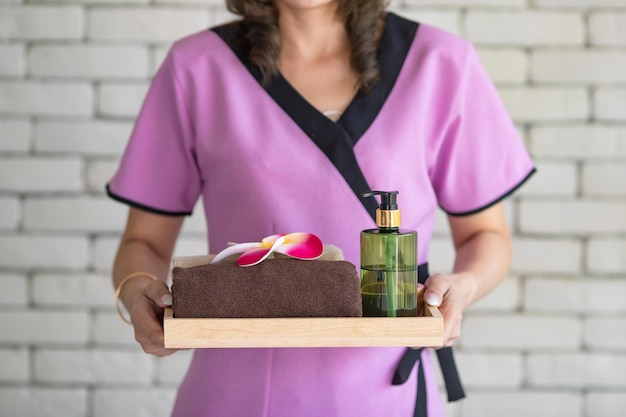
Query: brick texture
[
  {"left": 0, "top": 349, "right": 29, "bottom": 382},
  {"left": 93, "top": 389, "right": 177, "bottom": 417},
  {"left": 0, "top": 44, "right": 24, "bottom": 76},
  {"left": 596, "top": 88, "right": 626, "bottom": 121},
  {"left": 466, "top": 11, "right": 584, "bottom": 46},
  {"left": 0, "top": 197, "right": 19, "bottom": 229},
  {"left": 532, "top": 50, "right": 626, "bottom": 83},
  {"left": 88, "top": 8, "right": 209, "bottom": 42},
  {"left": 499, "top": 87, "right": 589, "bottom": 122},
  {"left": 0, "top": 82, "right": 93, "bottom": 116},
  {"left": 98, "top": 83, "right": 148, "bottom": 117},
  {"left": 461, "top": 392, "right": 582, "bottom": 417},
  {"left": 0, "top": 273, "right": 28, "bottom": 306},
  {"left": 587, "top": 392, "right": 626, "bottom": 417},
  {"left": 0, "top": 157, "right": 83, "bottom": 192},
  {"left": 29, "top": 45, "right": 149, "bottom": 79},
  {"left": 0, "top": 119, "right": 30, "bottom": 152},
  {"left": 35, "top": 349, "right": 152, "bottom": 384},
  {"left": 461, "top": 315, "right": 581, "bottom": 349},
  {"left": 34, "top": 120, "right": 132, "bottom": 156},
  {"left": 589, "top": 12, "right": 626, "bottom": 46},
  {"left": 0, "top": 388, "right": 87, "bottom": 417},
  {"left": 0, "top": 6, "right": 83, "bottom": 40},
  {"left": 531, "top": 125, "right": 626, "bottom": 159},
  {"left": 0, "top": 311, "right": 89, "bottom": 344}
]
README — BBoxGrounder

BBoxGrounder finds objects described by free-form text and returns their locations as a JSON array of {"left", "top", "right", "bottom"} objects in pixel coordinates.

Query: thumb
[
  {"left": 423, "top": 274, "right": 449, "bottom": 307},
  {"left": 145, "top": 280, "right": 173, "bottom": 308}
]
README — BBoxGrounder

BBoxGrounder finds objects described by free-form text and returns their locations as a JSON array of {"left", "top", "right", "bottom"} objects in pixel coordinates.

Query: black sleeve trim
[
  {"left": 106, "top": 184, "right": 192, "bottom": 217},
  {"left": 443, "top": 168, "right": 536, "bottom": 217}
]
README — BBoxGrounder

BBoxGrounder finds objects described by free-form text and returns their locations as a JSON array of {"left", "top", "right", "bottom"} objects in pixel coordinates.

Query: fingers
[
  {"left": 129, "top": 280, "right": 179, "bottom": 357},
  {"left": 144, "top": 279, "right": 173, "bottom": 308},
  {"left": 443, "top": 316, "right": 462, "bottom": 347},
  {"left": 425, "top": 274, "right": 463, "bottom": 347},
  {"left": 423, "top": 273, "right": 450, "bottom": 306}
]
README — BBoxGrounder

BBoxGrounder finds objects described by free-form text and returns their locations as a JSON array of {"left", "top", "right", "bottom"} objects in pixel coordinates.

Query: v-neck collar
[{"left": 212, "top": 12, "right": 419, "bottom": 220}]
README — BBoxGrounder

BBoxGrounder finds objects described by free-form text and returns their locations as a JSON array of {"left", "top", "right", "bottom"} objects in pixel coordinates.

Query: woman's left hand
[{"left": 423, "top": 272, "right": 477, "bottom": 347}]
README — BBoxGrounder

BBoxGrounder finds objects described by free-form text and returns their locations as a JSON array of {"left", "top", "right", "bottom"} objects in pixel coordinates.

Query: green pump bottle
[{"left": 360, "top": 191, "right": 418, "bottom": 317}]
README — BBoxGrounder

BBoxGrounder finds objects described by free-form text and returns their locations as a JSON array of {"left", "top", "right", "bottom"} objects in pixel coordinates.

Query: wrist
[
  {"left": 119, "top": 276, "right": 154, "bottom": 308},
  {"left": 455, "top": 271, "right": 478, "bottom": 308},
  {"left": 115, "top": 272, "right": 158, "bottom": 324}
]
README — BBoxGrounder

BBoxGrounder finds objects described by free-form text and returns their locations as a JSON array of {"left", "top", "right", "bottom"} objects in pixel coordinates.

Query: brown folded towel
[{"left": 172, "top": 258, "right": 362, "bottom": 318}]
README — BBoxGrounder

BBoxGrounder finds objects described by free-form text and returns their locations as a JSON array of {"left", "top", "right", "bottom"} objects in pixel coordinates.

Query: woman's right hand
[
  {"left": 114, "top": 208, "right": 186, "bottom": 357},
  {"left": 125, "top": 278, "right": 181, "bottom": 357}
]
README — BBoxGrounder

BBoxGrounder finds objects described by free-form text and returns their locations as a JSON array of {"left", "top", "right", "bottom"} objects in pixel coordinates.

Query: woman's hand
[
  {"left": 423, "top": 203, "right": 512, "bottom": 347},
  {"left": 123, "top": 276, "right": 181, "bottom": 357},
  {"left": 423, "top": 272, "right": 477, "bottom": 347},
  {"left": 113, "top": 208, "right": 186, "bottom": 357}
]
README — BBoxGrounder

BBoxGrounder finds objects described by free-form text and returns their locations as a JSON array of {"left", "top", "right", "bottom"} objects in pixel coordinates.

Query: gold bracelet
[{"left": 114, "top": 272, "right": 158, "bottom": 325}]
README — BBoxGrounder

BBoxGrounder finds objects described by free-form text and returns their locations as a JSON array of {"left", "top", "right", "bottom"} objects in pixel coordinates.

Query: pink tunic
[{"left": 108, "top": 13, "right": 534, "bottom": 417}]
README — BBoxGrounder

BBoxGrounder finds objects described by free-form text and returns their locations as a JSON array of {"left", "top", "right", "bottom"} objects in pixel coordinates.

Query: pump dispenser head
[{"left": 362, "top": 190, "right": 401, "bottom": 229}]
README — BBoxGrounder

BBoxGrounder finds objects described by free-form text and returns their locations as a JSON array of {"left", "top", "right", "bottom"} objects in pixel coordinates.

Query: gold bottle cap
[{"left": 376, "top": 209, "right": 401, "bottom": 228}]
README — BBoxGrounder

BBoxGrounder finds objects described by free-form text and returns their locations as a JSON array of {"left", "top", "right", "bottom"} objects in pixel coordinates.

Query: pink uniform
[{"left": 108, "top": 13, "right": 534, "bottom": 417}]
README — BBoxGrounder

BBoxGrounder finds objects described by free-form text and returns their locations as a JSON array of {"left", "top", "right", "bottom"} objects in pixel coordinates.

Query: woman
[{"left": 108, "top": 1, "right": 535, "bottom": 415}]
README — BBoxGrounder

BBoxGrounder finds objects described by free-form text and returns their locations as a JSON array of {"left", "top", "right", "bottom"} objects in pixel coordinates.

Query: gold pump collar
[{"left": 376, "top": 209, "right": 401, "bottom": 228}]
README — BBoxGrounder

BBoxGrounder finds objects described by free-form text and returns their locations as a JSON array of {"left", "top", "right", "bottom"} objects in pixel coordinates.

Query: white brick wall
[
  {"left": 588, "top": 238, "right": 626, "bottom": 274},
  {"left": 98, "top": 83, "right": 148, "bottom": 117},
  {"left": 0, "top": 82, "right": 93, "bottom": 116},
  {"left": 0, "top": 197, "right": 19, "bottom": 229},
  {"left": 520, "top": 201, "right": 626, "bottom": 234},
  {"left": 87, "top": 8, "right": 210, "bottom": 42},
  {"left": 0, "top": 119, "right": 30, "bottom": 152},
  {"left": 511, "top": 238, "right": 582, "bottom": 273},
  {"left": 589, "top": 12, "right": 626, "bottom": 46},
  {"left": 0, "top": 6, "right": 83, "bottom": 40},
  {"left": 0, "top": 311, "right": 89, "bottom": 344},
  {"left": 93, "top": 389, "right": 177, "bottom": 417},
  {"left": 532, "top": 50, "right": 626, "bottom": 83},
  {"left": 477, "top": 49, "right": 528, "bottom": 83},
  {"left": 29, "top": 45, "right": 150, "bottom": 79},
  {"left": 32, "top": 273, "right": 113, "bottom": 307},
  {"left": 0, "top": 388, "right": 88, "bottom": 417},
  {"left": 466, "top": 11, "right": 584, "bottom": 46},
  {"left": 0, "top": 349, "right": 29, "bottom": 382},
  {"left": 1, "top": 1, "right": 625, "bottom": 416},
  {"left": 461, "top": 315, "right": 581, "bottom": 349},
  {"left": 0, "top": 157, "right": 83, "bottom": 192},
  {"left": 500, "top": 87, "right": 589, "bottom": 122},
  {"left": 587, "top": 393, "right": 626, "bottom": 417},
  {"left": 23, "top": 197, "right": 126, "bottom": 232},
  {"left": 35, "top": 349, "right": 153, "bottom": 384},
  {"left": 455, "top": 352, "right": 523, "bottom": 388},
  {"left": 461, "top": 392, "right": 582, "bottom": 417},
  {"left": 583, "top": 163, "right": 626, "bottom": 196},
  {"left": 524, "top": 277, "right": 626, "bottom": 313},
  {"left": 34, "top": 120, "right": 132, "bottom": 156},
  {"left": 0, "top": 44, "right": 24, "bottom": 76},
  {"left": 0, "top": 235, "right": 89, "bottom": 269},
  {"left": 531, "top": 125, "right": 626, "bottom": 158},
  {"left": 92, "top": 312, "right": 136, "bottom": 346},
  {"left": 0, "top": 274, "right": 28, "bottom": 305},
  {"left": 596, "top": 88, "right": 626, "bottom": 120}
]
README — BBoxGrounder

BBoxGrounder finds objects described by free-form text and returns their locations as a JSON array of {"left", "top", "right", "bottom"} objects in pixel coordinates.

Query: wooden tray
[{"left": 163, "top": 305, "right": 443, "bottom": 348}]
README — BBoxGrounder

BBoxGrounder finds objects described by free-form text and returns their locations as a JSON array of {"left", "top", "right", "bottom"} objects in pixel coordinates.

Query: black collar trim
[{"left": 211, "top": 13, "right": 419, "bottom": 221}]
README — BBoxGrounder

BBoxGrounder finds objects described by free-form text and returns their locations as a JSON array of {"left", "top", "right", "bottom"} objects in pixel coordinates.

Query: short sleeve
[
  {"left": 430, "top": 45, "right": 535, "bottom": 216},
  {"left": 106, "top": 50, "right": 201, "bottom": 216}
]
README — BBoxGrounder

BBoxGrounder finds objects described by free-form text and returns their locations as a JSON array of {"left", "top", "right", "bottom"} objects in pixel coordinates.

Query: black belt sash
[{"left": 391, "top": 264, "right": 465, "bottom": 417}]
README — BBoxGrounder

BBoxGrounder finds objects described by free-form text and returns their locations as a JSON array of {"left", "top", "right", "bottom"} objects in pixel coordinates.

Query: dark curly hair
[{"left": 225, "top": 0, "right": 388, "bottom": 92}]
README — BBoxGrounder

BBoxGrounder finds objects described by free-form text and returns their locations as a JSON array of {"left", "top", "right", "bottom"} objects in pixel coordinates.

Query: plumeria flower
[{"left": 210, "top": 233, "right": 324, "bottom": 267}]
